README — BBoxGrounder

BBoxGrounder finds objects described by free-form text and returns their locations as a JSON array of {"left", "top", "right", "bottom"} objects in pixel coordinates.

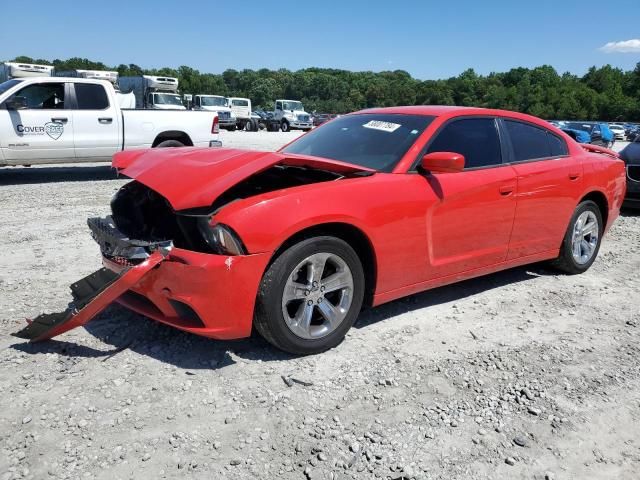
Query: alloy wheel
[
  {"left": 571, "top": 210, "right": 599, "bottom": 265},
  {"left": 281, "top": 252, "right": 354, "bottom": 339}
]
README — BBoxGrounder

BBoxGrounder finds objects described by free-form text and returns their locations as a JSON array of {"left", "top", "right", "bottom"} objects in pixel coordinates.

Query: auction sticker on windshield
[{"left": 362, "top": 120, "right": 401, "bottom": 133}]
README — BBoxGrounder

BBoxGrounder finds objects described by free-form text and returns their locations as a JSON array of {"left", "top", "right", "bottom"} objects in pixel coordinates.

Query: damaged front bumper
[
  {"left": 13, "top": 250, "right": 167, "bottom": 341},
  {"left": 13, "top": 216, "right": 270, "bottom": 342}
]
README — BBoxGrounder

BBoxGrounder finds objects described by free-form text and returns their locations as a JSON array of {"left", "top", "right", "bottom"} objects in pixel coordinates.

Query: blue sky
[{"left": 1, "top": 0, "right": 639, "bottom": 79}]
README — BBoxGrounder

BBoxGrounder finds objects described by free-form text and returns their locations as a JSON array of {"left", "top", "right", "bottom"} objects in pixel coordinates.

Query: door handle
[
  {"left": 98, "top": 117, "right": 113, "bottom": 124},
  {"left": 51, "top": 117, "right": 68, "bottom": 123},
  {"left": 568, "top": 172, "right": 581, "bottom": 180},
  {"left": 499, "top": 185, "right": 515, "bottom": 196}
]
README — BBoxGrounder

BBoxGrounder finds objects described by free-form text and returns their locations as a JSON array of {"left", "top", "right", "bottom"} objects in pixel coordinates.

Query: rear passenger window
[
  {"left": 426, "top": 118, "right": 502, "bottom": 169},
  {"left": 504, "top": 120, "right": 551, "bottom": 161},
  {"left": 75, "top": 83, "right": 109, "bottom": 110},
  {"left": 547, "top": 132, "right": 568, "bottom": 157}
]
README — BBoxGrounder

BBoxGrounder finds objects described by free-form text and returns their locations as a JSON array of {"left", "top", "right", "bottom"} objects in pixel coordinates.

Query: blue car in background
[
  {"left": 562, "top": 122, "right": 613, "bottom": 147},
  {"left": 561, "top": 127, "right": 592, "bottom": 143}
]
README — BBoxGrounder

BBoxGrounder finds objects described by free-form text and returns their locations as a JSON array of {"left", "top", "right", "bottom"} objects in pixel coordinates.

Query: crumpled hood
[{"left": 113, "top": 148, "right": 374, "bottom": 211}]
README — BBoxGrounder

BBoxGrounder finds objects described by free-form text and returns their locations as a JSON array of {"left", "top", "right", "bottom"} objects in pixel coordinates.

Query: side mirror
[
  {"left": 5, "top": 96, "right": 28, "bottom": 110},
  {"left": 420, "top": 152, "right": 465, "bottom": 173}
]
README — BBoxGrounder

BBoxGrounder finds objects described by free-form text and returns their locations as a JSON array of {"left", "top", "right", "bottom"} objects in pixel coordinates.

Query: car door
[
  {"left": 0, "top": 81, "right": 74, "bottom": 164},
  {"left": 422, "top": 117, "right": 518, "bottom": 278},
  {"left": 500, "top": 119, "right": 583, "bottom": 259},
  {"left": 71, "top": 82, "right": 121, "bottom": 161}
]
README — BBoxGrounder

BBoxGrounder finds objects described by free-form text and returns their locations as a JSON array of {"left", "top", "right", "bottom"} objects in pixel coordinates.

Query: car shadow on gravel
[
  {"left": 355, "top": 264, "right": 547, "bottom": 330},
  {"left": 11, "top": 264, "right": 550, "bottom": 368},
  {"left": 11, "top": 305, "right": 293, "bottom": 370},
  {"left": 0, "top": 165, "right": 118, "bottom": 185}
]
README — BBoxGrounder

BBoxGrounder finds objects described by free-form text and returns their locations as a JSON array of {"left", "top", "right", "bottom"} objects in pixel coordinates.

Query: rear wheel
[
  {"left": 552, "top": 200, "right": 603, "bottom": 274},
  {"left": 255, "top": 236, "right": 364, "bottom": 355},
  {"left": 155, "top": 140, "right": 184, "bottom": 148}
]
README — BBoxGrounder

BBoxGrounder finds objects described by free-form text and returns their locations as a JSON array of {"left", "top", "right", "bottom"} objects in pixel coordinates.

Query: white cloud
[{"left": 599, "top": 39, "right": 640, "bottom": 53}]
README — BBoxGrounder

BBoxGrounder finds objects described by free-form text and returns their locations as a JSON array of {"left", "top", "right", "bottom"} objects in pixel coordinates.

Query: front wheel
[
  {"left": 280, "top": 120, "right": 290, "bottom": 132},
  {"left": 254, "top": 237, "right": 365, "bottom": 355},
  {"left": 552, "top": 200, "right": 603, "bottom": 274}
]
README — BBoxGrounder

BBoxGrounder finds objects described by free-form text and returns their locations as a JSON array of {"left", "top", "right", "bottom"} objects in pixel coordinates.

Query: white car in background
[{"left": 609, "top": 124, "right": 626, "bottom": 140}]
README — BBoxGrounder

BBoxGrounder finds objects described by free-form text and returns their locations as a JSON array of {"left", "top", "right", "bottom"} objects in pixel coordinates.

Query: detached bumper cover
[
  {"left": 12, "top": 251, "right": 167, "bottom": 342},
  {"left": 13, "top": 216, "right": 271, "bottom": 342}
]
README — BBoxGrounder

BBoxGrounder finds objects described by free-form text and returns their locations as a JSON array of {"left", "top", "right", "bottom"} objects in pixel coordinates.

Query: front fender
[{"left": 214, "top": 174, "right": 433, "bottom": 295}]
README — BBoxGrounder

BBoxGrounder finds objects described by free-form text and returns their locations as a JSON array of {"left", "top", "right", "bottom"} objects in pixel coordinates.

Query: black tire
[
  {"left": 258, "top": 121, "right": 266, "bottom": 131},
  {"left": 552, "top": 200, "right": 603, "bottom": 274},
  {"left": 281, "top": 120, "right": 290, "bottom": 132},
  {"left": 254, "top": 236, "right": 365, "bottom": 355},
  {"left": 155, "top": 140, "right": 185, "bottom": 148},
  {"left": 245, "top": 120, "right": 254, "bottom": 131}
]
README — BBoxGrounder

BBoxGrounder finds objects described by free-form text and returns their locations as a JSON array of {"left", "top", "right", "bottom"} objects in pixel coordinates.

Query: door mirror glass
[
  {"left": 5, "top": 96, "right": 28, "bottom": 110},
  {"left": 421, "top": 151, "right": 465, "bottom": 173}
]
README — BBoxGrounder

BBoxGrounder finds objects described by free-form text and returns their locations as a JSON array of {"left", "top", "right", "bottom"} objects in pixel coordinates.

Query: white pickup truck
[{"left": 0, "top": 77, "right": 221, "bottom": 166}]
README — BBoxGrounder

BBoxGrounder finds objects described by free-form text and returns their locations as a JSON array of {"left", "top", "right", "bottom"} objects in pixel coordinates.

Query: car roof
[{"left": 356, "top": 105, "right": 552, "bottom": 125}]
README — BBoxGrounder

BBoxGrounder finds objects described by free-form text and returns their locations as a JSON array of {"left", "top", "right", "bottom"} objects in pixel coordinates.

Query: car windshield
[
  {"left": 283, "top": 101, "right": 303, "bottom": 111},
  {"left": 155, "top": 94, "right": 183, "bottom": 105},
  {"left": 565, "top": 122, "right": 593, "bottom": 133},
  {"left": 0, "top": 79, "right": 22, "bottom": 95},
  {"left": 201, "top": 96, "right": 227, "bottom": 107},
  {"left": 281, "top": 113, "right": 435, "bottom": 172}
]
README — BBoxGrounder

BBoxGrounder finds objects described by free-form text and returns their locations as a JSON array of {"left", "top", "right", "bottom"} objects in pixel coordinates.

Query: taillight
[{"left": 212, "top": 115, "right": 219, "bottom": 134}]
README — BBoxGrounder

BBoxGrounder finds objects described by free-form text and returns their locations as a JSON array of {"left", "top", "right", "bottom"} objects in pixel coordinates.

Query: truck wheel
[
  {"left": 155, "top": 140, "right": 184, "bottom": 148},
  {"left": 281, "top": 121, "right": 290, "bottom": 132},
  {"left": 245, "top": 120, "right": 254, "bottom": 132}
]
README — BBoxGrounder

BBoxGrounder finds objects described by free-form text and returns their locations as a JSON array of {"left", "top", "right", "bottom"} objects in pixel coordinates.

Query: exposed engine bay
[{"left": 107, "top": 165, "right": 344, "bottom": 255}]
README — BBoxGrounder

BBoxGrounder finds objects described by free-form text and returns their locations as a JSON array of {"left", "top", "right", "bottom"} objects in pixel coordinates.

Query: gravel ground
[{"left": 0, "top": 133, "right": 638, "bottom": 480}]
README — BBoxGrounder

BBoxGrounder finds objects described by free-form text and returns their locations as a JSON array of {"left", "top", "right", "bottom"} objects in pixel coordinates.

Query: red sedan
[{"left": 15, "top": 106, "right": 627, "bottom": 355}]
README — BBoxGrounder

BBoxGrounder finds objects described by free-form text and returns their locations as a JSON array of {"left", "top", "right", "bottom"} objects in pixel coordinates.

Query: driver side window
[
  {"left": 426, "top": 118, "right": 503, "bottom": 169},
  {"left": 12, "top": 83, "right": 65, "bottom": 110}
]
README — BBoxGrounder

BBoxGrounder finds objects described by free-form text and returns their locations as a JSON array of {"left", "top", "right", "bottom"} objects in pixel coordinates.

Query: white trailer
[
  {"left": 118, "top": 75, "right": 186, "bottom": 110},
  {"left": 228, "top": 97, "right": 252, "bottom": 130},
  {"left": 55, "top": 69, "right": 119, "bottom": 85},
  {"left": 0, "top": 62, "right": 54, "bottom": 82}
]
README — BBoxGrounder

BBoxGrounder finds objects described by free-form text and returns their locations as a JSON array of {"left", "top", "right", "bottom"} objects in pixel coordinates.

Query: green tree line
[{"left": 9, "top": 55, "right": 640, "bottom": 121}]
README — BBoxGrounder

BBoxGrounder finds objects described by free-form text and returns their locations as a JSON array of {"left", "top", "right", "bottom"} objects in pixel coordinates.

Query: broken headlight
[{"left": 197, "top": 219, "right": 246, "bottom": 255}]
